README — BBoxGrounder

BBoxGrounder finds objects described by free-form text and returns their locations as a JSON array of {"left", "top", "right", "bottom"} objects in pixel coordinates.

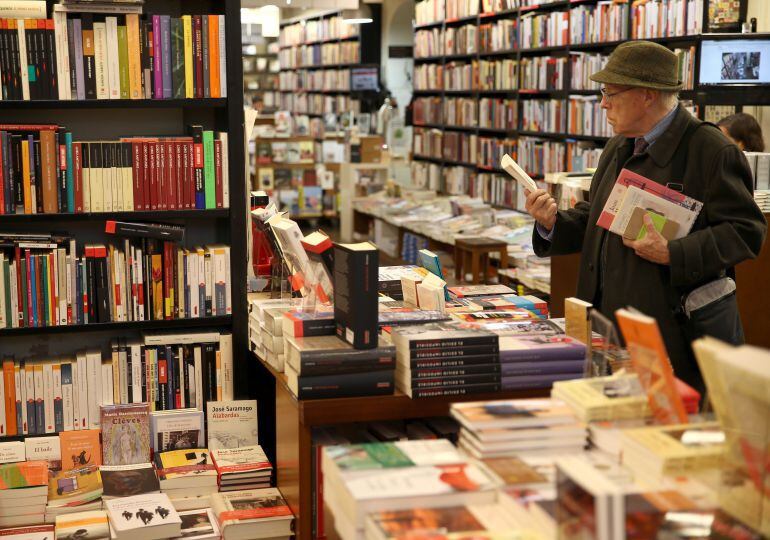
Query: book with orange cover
[
  {"left": 208, "top": 15, "right": 220, "bottom": 98},
  {"left": 60, "top": 429, "right": 102, "bottom": 471},
  {"left": 0, "top": 460, "right": 48, "bottom": 489},
  {"left": 615, "top": 308, "right": 688, "bottom": 425},
  {"left": 2, "top": 359, "right": 16, "bottom": 436}
]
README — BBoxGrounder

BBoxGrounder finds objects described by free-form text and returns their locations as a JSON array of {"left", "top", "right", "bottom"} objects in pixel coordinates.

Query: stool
[{"left": 454, "top": 237, "right": 508, "bottom": 284}]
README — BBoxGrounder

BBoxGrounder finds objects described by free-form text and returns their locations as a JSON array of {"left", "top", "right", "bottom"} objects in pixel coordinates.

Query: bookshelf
[
  {"left": 0, "top": 0, "right": 249, "bottom": 407},
  {"left": 277, "top": 8, "right": 382, "bottom": 135},
  {"left": 242, "top": 35, "right": 280, "bottom": 114},
  {"left": 411, "top": 0, "right": 770, "bottom": 209}
]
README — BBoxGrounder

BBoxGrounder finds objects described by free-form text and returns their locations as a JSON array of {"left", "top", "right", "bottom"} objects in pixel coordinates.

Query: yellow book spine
[
  {"left": 126, "top": 14, "right": 141, "bottom": 99},
  {"left": 182, "top": 15, "right": 193, "bottom": 99},
  {"left": 21, "top": 140, "right": 31, "bottom": 214}
]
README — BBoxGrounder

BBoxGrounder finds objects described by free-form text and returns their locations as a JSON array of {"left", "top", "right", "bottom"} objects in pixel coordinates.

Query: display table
[{"left": 254, "top": 352, "right": 549, "bottom": 540}]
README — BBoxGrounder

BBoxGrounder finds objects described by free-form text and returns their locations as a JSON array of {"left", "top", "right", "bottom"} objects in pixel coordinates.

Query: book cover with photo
[
  {"left": 150, "top": 409, "right": 204, "bottom": 453},
  {"left": 100, "top": 403, "right": 150, "bottom": 466},
  {"left": 178, "top": 508, "right": 220, "bottom": 539},
  {"left": 100, "top": 463, "right": 160, "bottom": 499}
]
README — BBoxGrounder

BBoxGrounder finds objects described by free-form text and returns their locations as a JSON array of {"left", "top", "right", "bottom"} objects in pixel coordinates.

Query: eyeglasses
[{"left": 600, "top": 87, "right": 634, "bottom": 102}]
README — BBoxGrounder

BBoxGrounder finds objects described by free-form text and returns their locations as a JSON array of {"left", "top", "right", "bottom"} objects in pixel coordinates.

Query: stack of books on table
[
  {"left": 498, "top": 335, "right": 586, "bottom": 390},
  {"left": 55, "top": 510, "right": 109, "bottom": 540},
  {"left": 0, "top": 461, "right": 50, "bottom": 528},
  {"left": 377, "top": 265, "right": 425, "bottom": 300},
  {"left": 45, "top": 465, "right": 104, "bottom": 522},
  {"left": 210, "top": 445, "right": 272, "bottom": 492},
  {"left": 104, "top": 493, "right": 182, "bottom": 540},
  {"left": 391, "top": 322, "right": 500, "bottom": 398},
  {"left": 99, "top": 463, "right": 160, "bottom": 501},
  {"left": 248, "top": 297, "right": 295, "bottom": 365},
  {"left": 322, "top": 439, "right": 498, "bottom": 540},
  {"left": 284, "top": 335, "right": 396, "bottom": 400},
  {"left": 551, "top": 372, "right": 650, "bottom": 422},
  {"left": 451, "top": 398, "right": 587, "bottom": 459},
  {"left": 211, "top": 488, "right": 294, "bottom": 540},
  {"left": 155, "top": 449, "right": 218, "bottom": 509}
]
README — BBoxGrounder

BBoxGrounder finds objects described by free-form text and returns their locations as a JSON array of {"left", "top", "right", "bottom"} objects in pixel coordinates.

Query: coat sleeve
[
  {"left": 668, "top": 144, "right": 768, "bottom": 287},
  {"left": 532, "top": 202, "right": 591, "bottom": 257}
]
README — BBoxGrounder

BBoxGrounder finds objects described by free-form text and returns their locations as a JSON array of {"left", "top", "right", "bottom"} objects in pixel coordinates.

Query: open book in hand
[
  {"left": 501, "top": 154, "right": 539, "bottom": 193},
  {"left": 597, "top": 168, "right": 703, "bottom": 240}
]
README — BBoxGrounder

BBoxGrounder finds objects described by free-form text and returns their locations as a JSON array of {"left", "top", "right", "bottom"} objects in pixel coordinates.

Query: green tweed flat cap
[{"left": 590, "top": 40, "right": 683, "bottom": 91}]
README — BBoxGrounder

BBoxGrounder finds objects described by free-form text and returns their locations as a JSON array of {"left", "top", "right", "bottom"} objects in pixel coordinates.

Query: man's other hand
[
  {"left": 525, "top": 189, "right": 557, "bottom": 231},
  {"left": 622, "top": 214, "right": 671, "bottom": 265}
]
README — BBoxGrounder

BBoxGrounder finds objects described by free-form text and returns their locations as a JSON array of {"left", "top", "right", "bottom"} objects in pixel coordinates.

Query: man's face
[{"left": 601, "top": 84, "right": 649, "bottom": 137}]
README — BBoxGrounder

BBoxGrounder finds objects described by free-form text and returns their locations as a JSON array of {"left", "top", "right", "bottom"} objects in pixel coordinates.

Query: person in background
[
  {"left": 524, "top": 41, "right": 767, "bottom": 393},
  {"left": 717, "top": 112, "right": 766, "bottom": 152}
]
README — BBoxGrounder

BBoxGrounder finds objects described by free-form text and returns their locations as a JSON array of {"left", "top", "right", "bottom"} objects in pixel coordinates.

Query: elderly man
[{"left": 525, "top": 41, "right": 767, "bottom": 392}]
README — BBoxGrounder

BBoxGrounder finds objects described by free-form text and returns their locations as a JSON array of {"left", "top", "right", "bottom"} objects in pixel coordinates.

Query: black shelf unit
[
  {"left": 1, "top": 0, "right": 250, "bottom": 443},
  {"left": 412, "top": 0, "right": 767, "bottom": 201},
  {"left": 277, "top": 8, "right": 382, "bottom": 117}
]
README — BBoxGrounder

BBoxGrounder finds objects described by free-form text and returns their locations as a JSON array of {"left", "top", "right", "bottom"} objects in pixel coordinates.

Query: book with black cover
[
  {"left": 286, "top": 335, "right": 395, "bottom": 376},
  {"left": 100, "top": 463, "right": 160, "bottom": 499},
  {"left": 333, "top": 242, "right": 378, "bottom": 350},
  {"left": 105, "top": 221, "right": 185, "bottom": 242},
  {"left": 286, "top": 366, "right": 394, "bottom": 399},
  {"left": 392, "top": 323, "right": 499, "bottom": 350}
]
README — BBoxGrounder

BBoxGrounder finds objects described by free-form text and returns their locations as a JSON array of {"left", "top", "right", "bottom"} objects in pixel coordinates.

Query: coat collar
[{"left": 643, "top": 105, "right": 699, "bottom": 168}]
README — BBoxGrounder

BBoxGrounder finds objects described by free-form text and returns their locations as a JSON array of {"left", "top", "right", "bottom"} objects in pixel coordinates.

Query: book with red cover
[
  {"left": 130, "top": 140, "right": 143, "bottom": 211},
  {"left": 157, "top": 140, "right": 166, "bottom": 211},
  {"left": 165, "top": 139, "right": 175, "bottom": 210},
  {"left": 147, "top": 142, "right": 157, "bottom": 210},
  {"left": 193, "top": 16, "right": 203, "bottom": 99}
]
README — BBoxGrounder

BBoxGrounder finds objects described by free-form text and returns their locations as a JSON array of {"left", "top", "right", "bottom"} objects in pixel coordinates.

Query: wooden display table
[
  {"left": 256, "top": 353, "right": 548, "bottom": 540},
  {"left": 454, "top": 237, "right": 509, "bottom": 284}
]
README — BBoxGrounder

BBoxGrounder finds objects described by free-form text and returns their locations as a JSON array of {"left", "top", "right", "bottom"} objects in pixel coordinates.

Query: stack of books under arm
[
  {"left": 322, "top": 439, "right": 498, "bottom": 540},
  {"left": 451, "top": 398, "right": 587, "bottom": 459}
]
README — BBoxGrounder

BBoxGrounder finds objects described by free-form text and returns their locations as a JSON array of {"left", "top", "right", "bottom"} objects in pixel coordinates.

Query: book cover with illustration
[
  {"left": 100, "top": 403, "right": 150, "bottom": 466},
  {"left": 211, "top": 488, "right": 292, "bottom": 528},
  {"left": 0, "top": 460, "right": 49, "bottom": 489},
  {"left": 206, "top": 401, "right": 258, "bottom": 450},
  {"left": 47, "top": 465, "right": 103, "bottom": 507},
  {"left": 104, "top": 493, "right": 181, "bottom": 536},
  {"left": 178, "top": 508, "right": 220, "bottom": 540},
  {"left": 60, "top": 430, "right": 102, "bottom": 471},
  {"left": 155, "top": 449, "right": 216, "bottom": 482},
  {"left": 210, "top": 445, "right": 271, "bottom": 475},
  {"left": 54, "top": 510, "right": 109, "bottom": 540},
  {"left": 100, "top": 463, "right": 160, "bottom": 499}
]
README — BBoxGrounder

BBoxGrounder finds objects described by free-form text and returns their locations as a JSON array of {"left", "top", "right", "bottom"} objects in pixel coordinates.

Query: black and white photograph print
[
  {"left": 722, "top": 51, "right": 761, "bottom": 80},
  {"left": 180, "top": 510, "right": 215, "bottom": 538}
]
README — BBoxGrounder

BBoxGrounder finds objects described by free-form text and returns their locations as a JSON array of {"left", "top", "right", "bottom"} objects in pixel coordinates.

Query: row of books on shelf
[
  {"left": 415, "top": 19, "right": 519, "bottom": 59},
  {"left": 632, "top": 0, "right": 704, "bottom": 39},
  {"left": 279, "top": 15, "right": 359, "bottom": 48},
  {"left": 415, "top": 0, "right": 445, "bottom": 26},
  {"left": 480, "top": 97, "right": 517, "bottom": 130},
  {"left": 0, "top": 124, "right": 229, "bottom": 215},
  {"left": 519, "top": 55, "right": 565, "bottom": 91},
  {"left": 0, "top": 11, "right": 227, "bottom": 102},
  {"left": 0, "top": 233, "right": 232, "bottom": 328},
  {"left": 0, "top": 335, "right": 233, "bottom": 436},
  {"left": 444, "top": 24, "right": 478, "bottom": 56},
  {"left": 278, "top": 67, "right": 350, "bottom": 92},
  {"left": 279, "top": 92, "right": 360, "bottom": 117},
  {"left": 519, "top": 10, "right": 569, "bottom": 49},
  {"left": 277, "top": 41, "right": 359, "bottom": 69},
  {"left": 569, "top": 2, "right": 628, "bottom": 45}
]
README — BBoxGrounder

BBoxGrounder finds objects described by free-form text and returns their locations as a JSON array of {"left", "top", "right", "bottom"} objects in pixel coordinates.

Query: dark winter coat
[{"left": 533, "top": 105, "right": 767, "bottom": 390}]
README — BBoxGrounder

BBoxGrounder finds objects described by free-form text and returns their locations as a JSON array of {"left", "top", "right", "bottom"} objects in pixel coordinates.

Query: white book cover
[
  {"left": 218, "top": 132, "right": 229, "bottom": 207},
  {"left": 111, "top": 342, "right": 121, "bottom": 404},
  {"left": 16, "top": 365, "right": 27, "bottom": 435},
  {"left": 32, "top": 364, "right": 44, "bottom": 435},
  {"left": 103, "top": 157, "right": 114, "bottom": 212},
  {"left": 123, "top": 160, "right": 134, "bottom": 211},
  {"left": 210, "top": 445, "right": 271, "bottom": 476},
  {"left": 0, "top": 254, "right": 5, "bottom": 328},
  {"left": 9, "top": 262, "right": 18, "bottom": 328},
  {"left": 177, "top": 508, "right": 220, "bottom": 540},
  {"left": 150, "top": 409, "right": 204, "bottom": 452},
  {"left": 119, "top": 345, "right": 129, "bottom": 405},
  {"left": 218, "top": 16, "right": 226, "bottom": 98},
  {"left": 189, "top": 252, "right": 200, "bottom": 318},
  {"left": 220, "top": 334, "right": 233, "bottom": 401},
  {"left": 61, "top": 362, "right": 74, "bottom": 432},
  {"left": 105, "top": 493, "right": 181, "bottom": 536},
  {"left": 149, "top": 349, "right": 158, "bottom": 405},
  {"left": 76, "top": 352, "right": 88, "bottom": 429},
  {"left": 130, "top": 344, "right": 142, "bottom": 404},
  {"left": 24, "top": 436, "right": 60, "bottom": 470},
  {"left": 206, "top": 400, "right": 258, "bottom": 450},
  {"left": 102, "top": 363, "right": 114, "bottom": 406},
  {"left": 193, "top": 347, "right": 203, "bottom": 411},
  {"left": 0, "top": 441, "right": 25, "bottom": 463},
  {"left": 136, "top": 248, "right": 145, "bottom": 321},
  {"left": 93, "top": 22, "right": 109, "bottom": 99},
  {"left": 112, "top": 159, "right": 122, "bottom": 213},
  {"left": 82, "top": 163, "right": 91, "bottom": 212},
  {"left": 43, "top": 361, "right": 55, "bottom": 434},
  {"left": 17, "top": 21, "right": 29, "bottom": 100},
  {"left": 53, "top": 11, "right": 71, "bottom": 100},
  {"left": 105, "top": 17, "right": 120, "bottom": 99},
  {"left": 609, "top": 184, "right": 699, "bottom": 239},
  {"left": 204, "top": 254, "right": 212, "bottom": 312},
  {"left": 71, "top": 359, "right": 81, "bottom": 430},
  {"left": 177, "top": 346, "right": 186, "bottom": 409},
  {"left": 223, "top": 246, "right": 231, "bottom": 315},
  {"left": 89, "top": 159, "right": 103, "bottom": 212},
  {"left": 142, "top": 333, "right": 220, "bottom": 346},
  {"left": 86, "top": 350, "right": 102, "bottom": 429},
  {"left": 58, "top": 248, "right": 68, "bottom": 325}
]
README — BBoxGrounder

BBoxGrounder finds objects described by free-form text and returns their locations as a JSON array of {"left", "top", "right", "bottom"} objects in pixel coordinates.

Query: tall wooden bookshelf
[
  {"left": 411, "top": 0, "right": 770, "bottom": 208},
  {"left": 0, "top": 0, "right": 250, "bottom": 418}
]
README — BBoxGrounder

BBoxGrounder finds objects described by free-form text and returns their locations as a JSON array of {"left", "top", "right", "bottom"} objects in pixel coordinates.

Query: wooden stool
[{"left": 454, "top": 237, "right": 508, "bottom": 284}]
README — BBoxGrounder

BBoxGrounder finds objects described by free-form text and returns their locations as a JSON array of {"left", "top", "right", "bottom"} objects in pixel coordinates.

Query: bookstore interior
[{"left": 2, "top": 0, "right": 770, "bottom": 538}]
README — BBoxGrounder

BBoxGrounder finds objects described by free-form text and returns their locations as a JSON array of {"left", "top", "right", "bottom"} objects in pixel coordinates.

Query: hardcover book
[
  {"left": 333, "top": 242, "right": 378, "bottom": 349},
  {"left": 100, "top": 403, "right": 150, "bottom": 466},
  {"left": 23, "top": 437, "right": 60, "bottom": 472},
  {"left": 178, "top": 508, "right": 220, "bottom": 540},
  {"left": 0, "top": 526, "right": 54, "bottom": 540},
  {"left": 150, "top": 408, "right": 204, "bottom": 453},
  {"left": 210, "top": 445, "right": 271, "bottom": 476},
  {"left": 206, "top": 400, "right": 258, "bottom": 450},
  {"left": 285, "top": 335, "right": 396, "bottom": 376},
  {"left": 210, "top": 488, "right": 292, "bottom": 538}
]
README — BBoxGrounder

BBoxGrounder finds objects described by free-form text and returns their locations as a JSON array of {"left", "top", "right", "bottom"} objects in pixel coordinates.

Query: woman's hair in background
[{"left": 717, "top": 113, "right": 766, "bottom": 152}]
